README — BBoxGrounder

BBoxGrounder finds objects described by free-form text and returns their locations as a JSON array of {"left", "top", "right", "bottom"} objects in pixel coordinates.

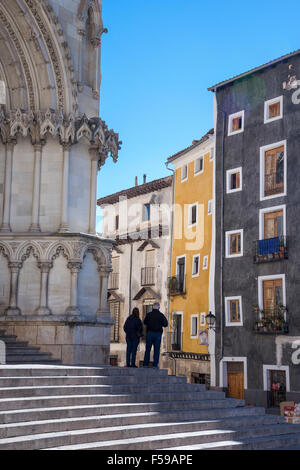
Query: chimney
[
  {"left": 135, "top": 176, "right": 138, "bottom": 186},
  {"left": 143, "top": 174, "right": 147, "bottom": 184}
]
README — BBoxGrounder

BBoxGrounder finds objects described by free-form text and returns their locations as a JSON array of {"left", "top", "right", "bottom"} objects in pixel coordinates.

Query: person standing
[
  {"left": 143, "top": 302, "right": 168, "bottom": 368},
  {"left": 123, "top": 307, "right": 143, "bottom": 367}
]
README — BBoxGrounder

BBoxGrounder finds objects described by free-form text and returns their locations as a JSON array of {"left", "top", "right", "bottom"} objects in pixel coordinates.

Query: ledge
[{"left": 0, "top": 314, "right": 113, "bottom": 327}]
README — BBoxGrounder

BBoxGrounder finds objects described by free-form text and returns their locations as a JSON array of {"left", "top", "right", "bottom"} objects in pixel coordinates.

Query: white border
[
  {"left": 260, "top": 140, "right": 287, "bottom": 201},
  {"left": 257, "top": 274, "right": 286, "bottom": 315},
  {"left": 209, "top": 146, "right": 214, "bottom": 162},
  {"left": 225, "top": 229, "right": 244, "bottom": 258},
  {"left": 228, "top": 110, "right": 245, "bottom": 136},
  {"left": 259, "top": 204, "right": 286, "bottom": 240},
  {"left": 264, "top": 96, "right": 283, "bottom": 124},
  {"left": 219, "top": 357, "right": 248, "bottom": 389},
  {"left": 225, "top": 296, "right": 243, "bottom": 326},
  {"left": 208, "top": 200, "right": 213, "bottom": 215},
  {"left": 188, "top": 202, "right": 198, "bottom": 227},
  {"left": 263, "top": 364, "right": 290, "bottom": 392},
  {"left": 194, "top": 155, "right": 204, "bottom": 176},
  {"left": 181, "top": 164, "right": 188, "bottom": 182},
  {"left": 226, "top": 167, "right": 242, "bottom": 194},
  {"left": 190, "top": 314, "right": 198, "bottom": 338},
  {"left": 192, "top": 254, "right": 200, "bottom": 278}
]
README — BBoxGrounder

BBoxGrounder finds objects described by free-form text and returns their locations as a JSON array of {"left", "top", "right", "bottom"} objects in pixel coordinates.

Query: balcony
[
  {"left": 108, "top": 273, "right": 119, "bottom": 290},
  {"left": 254, "top": 236, "right": 288, "bottom": 264},
  {"left": 264, "top": 172, "right": 284, "bottom": 197},
  {"left": 141, "top": 267, "right": 156, "bottom": 286},
  {"left": 168, "top": 275, "right": 186, "bottom": 296},
  {"left": 253, "top": 305, "right": 289, "bottom": 334}
]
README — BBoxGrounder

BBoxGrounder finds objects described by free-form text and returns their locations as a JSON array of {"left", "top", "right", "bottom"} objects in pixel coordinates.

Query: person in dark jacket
[
  {"left": 143, "top": 302, "right": 168, "bottom": 368},
  {"left": 123, "top": 307, "right": 143, "bottom": 367}
]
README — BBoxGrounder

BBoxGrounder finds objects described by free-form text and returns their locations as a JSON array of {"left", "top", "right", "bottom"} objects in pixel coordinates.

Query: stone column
[
  {"left": 35, "top": 261, "right": 52, "bottom": 315},
  {"left": 5, "top": 262, "right": 22, "bottom": 316},
  {"left": 77, "top": 27, "right": 86, "bottom": 92},
  {"left": 91, "top": 37, "right": 101, "bottom": 99},
  {"left": 88, "top": 146, "right": 100, "bottom": 235},
  {"left": 59, "top": 144, "right": 70, "bottom": 233},
  {"left": 0, "top": 141, "right": 15, "bottom": 233},
  {"left": 29, "top": 143, "right": 44, "bottom": 232},
  {"left": 97, "top": 265, "right": 111, "bottom": 316},
  {"left": 66, "top": 261, "right": 82, "bottom": 315}
]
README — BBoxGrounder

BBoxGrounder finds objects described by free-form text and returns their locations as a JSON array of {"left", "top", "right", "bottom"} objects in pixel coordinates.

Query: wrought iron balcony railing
[
  {"left": 254, "top": 236, "right": 288, "bottom": 264},
  {"left": 264, "top": 172, "right": 284, "bottom": 197},
  {"left": 141, "top": 267, "right": 156, "bottom": 286},
  {"left": 108, "top": 273, "right": 119, "bottom": 290},
  {"left": 168, "top": 275, "right": 186, "bottom": 296},
  {"left": 253, "top": 305, "right": 289, "bottom": 334}
]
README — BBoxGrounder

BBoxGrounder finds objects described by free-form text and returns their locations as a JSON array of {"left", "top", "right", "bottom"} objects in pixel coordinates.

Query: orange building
[{"left": 165, "top": 130, "right": 215, "bottom": 385}]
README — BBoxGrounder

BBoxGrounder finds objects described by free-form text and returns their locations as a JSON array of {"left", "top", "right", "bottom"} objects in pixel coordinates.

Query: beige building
[
  {"left": 98, "top": 176, "right": 173, "bottom": 367},
  {"left": 0, "top": 0, "right": 120, "bottom": 364}
]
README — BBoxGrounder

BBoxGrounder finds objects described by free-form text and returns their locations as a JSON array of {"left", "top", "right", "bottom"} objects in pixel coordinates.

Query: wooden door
[
  {"left": 263, "top": 279, "right": 283, "bottom": 315},
  {"left": 227, "top": 371, "right": 244, "bottom": 399},
  {"left": 264, "top": 210, "right": 283, "bottom": 239}
]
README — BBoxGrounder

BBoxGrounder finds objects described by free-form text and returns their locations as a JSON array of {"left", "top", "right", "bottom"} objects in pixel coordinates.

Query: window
[
  {"left": 203, "top": 255, "right": 208, "bottom": 270},
  {"left": 143, "top": 203, "right": 151, "bottom": 221},
  {"left": 191, "top": 315, "right": 198, "bottom": 338},
  {"left": 192, "top": 254, "right": 200, "bottom": 277},
  {"left": 226, "top": 230, "right": 243, "bottom": 258},
  {"left": 258, "top": 274, "right": 286, "bottom": 319},
  {"left": 181, "top": 164, "right": 188, "bottom": 181},
  {"left": 171, "top": 312, "right": 183, "bottom": 350},
  {"left": 225, "top": 296, "right": 243, "bottom": 326},
  {"left": 208, "top": 200, "right": 213, "bottom": 215},
  {"left": 194, "top": 156, "right": 204, "bottom": 175},
  {"left": 228, "top": 111, "right": 245, "bottom": 136},
  {"left": 264, "top": 96, "right": 283, "bottom": 124},
  {"left": 188, "top": 203, "right": 198, "bottom": 226},
  {"left": 226, "top": 167, "right": 242, "bottom": 193},
  {"left": 175, "top": 256, "right": 186, "bottom": 294},
  {"left": 259, "top": 205, "right": 286, "bottom": 240},
  {"left": 115, "top": 215, "right": 119, "bottom": 230},
  {"left": 260, "top": 141, "right": 286, "bottom": 200}
]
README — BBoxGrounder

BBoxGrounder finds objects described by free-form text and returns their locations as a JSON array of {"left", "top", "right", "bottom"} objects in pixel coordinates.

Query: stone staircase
[
  {"left": 0, "top": 329, "right": 61, "bottom": 365},
  {"left": 0, "top": 365, "right": 299, "bottom": 450}
]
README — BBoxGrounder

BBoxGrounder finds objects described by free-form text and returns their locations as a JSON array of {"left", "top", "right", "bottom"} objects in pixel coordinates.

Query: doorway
[{"left": 227, "top": 362, "right": 244, "bottom": 399}]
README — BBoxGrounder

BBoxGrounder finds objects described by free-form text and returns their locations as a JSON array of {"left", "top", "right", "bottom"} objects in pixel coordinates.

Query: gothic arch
[
  {"left": 0, "top": 241, "right": 13, "bottom": 260},
  {"left": 16, "top": 241, "right": 43, "bottom": 262},
  {"left": 81, "top": 243, "right": 110, "bottom": 266},
  {"left": 46, "top": 242, "right": 73, "bottom": 262}
]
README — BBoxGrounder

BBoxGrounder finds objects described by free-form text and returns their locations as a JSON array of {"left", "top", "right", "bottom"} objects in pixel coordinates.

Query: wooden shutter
[
  {"left": 264, "top": 146, "right": 284, "bottom": 196},
  {"left": 230, "top": 233, "right": 240, "bottom": 255},
  {"left": 230, "top": 300, "right": 240, "bottom": 322},
  {"left": 269, "top": 101, "right": 280, "bottom": 119},
  {"left": 264, "top": 210, "right": 283, "bottom": 238},
  {"left": 263, "top": 279, "right": 283, "bottom": 314}
]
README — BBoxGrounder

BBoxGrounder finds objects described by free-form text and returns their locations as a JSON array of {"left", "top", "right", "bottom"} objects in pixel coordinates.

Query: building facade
[
  {"left": 165, "top": 131, "right": 215, "bottom": 384},
  {"left": 0, "top": 0, "right": 120, "bottom": 364},
  {"left": 98, "top": 176, "right": 172, "bottom": 367},
  {"left": 210, "top": 49, "right": 300, "bottom": 407}
]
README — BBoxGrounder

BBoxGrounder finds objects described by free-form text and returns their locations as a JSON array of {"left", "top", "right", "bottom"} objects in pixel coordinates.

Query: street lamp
[{"left": 206, "top": 311, "right": 216, "bottom": 330}]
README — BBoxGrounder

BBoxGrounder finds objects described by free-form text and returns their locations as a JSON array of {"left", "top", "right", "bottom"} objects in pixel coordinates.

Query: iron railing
[
  {"left": 108, "top": 273, "right": 119, "bottom": 290},
  {"left": 141, "top": 267, "right": 156, "bottom": 286},
  {"left": 168, "top": 275, "right": 186, "bottom": 296},
  {"left": 253, "top": 305, "right": 289, "bottom": 334},
  {"left": 254, "top": 236, "right": 288, "bottom": 263},
  {"left": 264, "top": 172, "right": 284, "bottom": 197}
]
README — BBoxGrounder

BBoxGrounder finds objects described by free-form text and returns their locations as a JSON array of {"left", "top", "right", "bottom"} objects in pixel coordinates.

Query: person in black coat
[
  {"left": 143, "top": 302, "right": 168, "bottom": 368},
  {"left": 123, "top": 307, "right": 143, "bottom": 367}
]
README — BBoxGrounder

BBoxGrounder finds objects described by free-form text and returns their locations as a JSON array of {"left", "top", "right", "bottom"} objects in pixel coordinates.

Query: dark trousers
[
  {"left": 126, "top": 339, "right": 139, "bottom": 367},
  {"left": 143, "top": 331, "right": 162, "bottom": 367}
]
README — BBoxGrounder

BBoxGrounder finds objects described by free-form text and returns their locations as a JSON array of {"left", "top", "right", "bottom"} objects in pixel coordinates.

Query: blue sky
[{"left": 98, "top": 0, "right": 300, "bottom": 202}]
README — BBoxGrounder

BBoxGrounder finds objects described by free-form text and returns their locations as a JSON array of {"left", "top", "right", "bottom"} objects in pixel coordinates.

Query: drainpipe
[
  {"left": 129, "top": 243, "right": 133, "bottom": 314},
  {"left": 165, "top": 162, "right": 175, "bottom": 361}
]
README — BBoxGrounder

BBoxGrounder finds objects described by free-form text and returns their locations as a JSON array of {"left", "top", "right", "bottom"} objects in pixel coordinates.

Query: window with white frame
[
  {"left": 225, "top": 229, "right": 243, "bottom": 258},
  {"left": 203, "top": 255, "right": 208, "bottom": 270},
  {"left": 181, "top": 164, "right": 188, "bottom": 181},
  {"left": 228, "top": 111, "right": 245, "bottom": 136},
  {"left": 188, "top": 203, "right": 198, "bottom": 226},
  {"left": 194, "top": 156, "right": 204, "bottom": 175},
  {"left": 191, "top": 315, "right": 198, "bottom": 338},
  {"left": 226, "top": 167, "right": 242, "bottom": 193},
  {"left": 260, "top": 141, "right": 286, "bottom": 200},
  {"left": 208, "top": 200, "right": 213, "bottom": 215},
  {"left": 258, "top": 274, "right": 286, "bottom": 317},
  {"left": 192, "top": 254, "right": 200, "bottom": 277},
  {"left": 264, "top": 96, "right": 283, "bottom": 124},
  {"left": 225, "top": 296, "right": 243, "bottom": 326},
  {"left": 142, "top": 203, "right": 151, "bottom": 221}
]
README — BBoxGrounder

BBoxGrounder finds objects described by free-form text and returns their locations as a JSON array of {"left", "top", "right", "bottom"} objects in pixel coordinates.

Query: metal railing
[
  {"left": 168, "top": 275, "right": 186, "bottom": 296},
  {"left": 254, "top": 236, "right": 288, "bottom": 263},
  {"left": 108, "top": 273, "right": 119, "bottom": 290},
  {"left": 264, "top": 172, "right": 284, "bottom": 197},
  {"left": 141, "top": 267, "right": 156, "bottom": 286},
  {"left": 253, "top": 305, "right": 289, "bottom": 334}
]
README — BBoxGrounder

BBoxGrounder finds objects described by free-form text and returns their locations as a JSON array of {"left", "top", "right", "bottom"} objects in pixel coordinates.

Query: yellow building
[{"left": 165, "top": 129, "right": 214, "bottom": 385}]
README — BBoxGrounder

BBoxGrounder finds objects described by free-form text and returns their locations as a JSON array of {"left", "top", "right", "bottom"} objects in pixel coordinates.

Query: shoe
[{"left": 131, "top": 365, "right": 137, "bottom": 368}]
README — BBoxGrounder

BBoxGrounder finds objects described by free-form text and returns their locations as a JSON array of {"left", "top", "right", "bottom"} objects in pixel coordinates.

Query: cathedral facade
[{"left": 0, "top": 0, "right": 121, "bottom": 364}]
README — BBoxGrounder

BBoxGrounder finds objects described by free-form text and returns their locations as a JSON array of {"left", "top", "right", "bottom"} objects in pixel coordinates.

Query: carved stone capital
[
  {"left": 38, "top": 261, "right": 53, "bottom": 273},
  {"left": 67, "top": 261, "right": 82, "bottom": 273},
  {"left": 8, "top": 261, "right": 22, "bottom": 272}
]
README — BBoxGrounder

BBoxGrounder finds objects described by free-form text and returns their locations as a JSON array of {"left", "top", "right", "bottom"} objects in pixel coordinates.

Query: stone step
[
  {"left": 0, "top": 374, "right": 188, "bottom": 387},
  {"left": 34, "top": 424, "right": 300, "bottom": 451},
  {"left": 0, "top": 335, "right": 19, "bottom": 343},
  {"left": 0, "top": 403, "right": 266, "bottom": 426},
  {"left": 0, "top": 383, "right": 218, "bottom": 398},
  {"left": 2, "top": 342, "right": 29, "bottom": 348},
  {"left": 0, "top": 410, "right": 282, "bottom": 439},
  {"left": 0, "top": 366, "right": 169, "bottom": 377},
  {"left": 0, "top": 393, "right": 243, "bottom": 412},
  {"left": 5, "top": 348, "right": 42, "bottom": 355}
]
